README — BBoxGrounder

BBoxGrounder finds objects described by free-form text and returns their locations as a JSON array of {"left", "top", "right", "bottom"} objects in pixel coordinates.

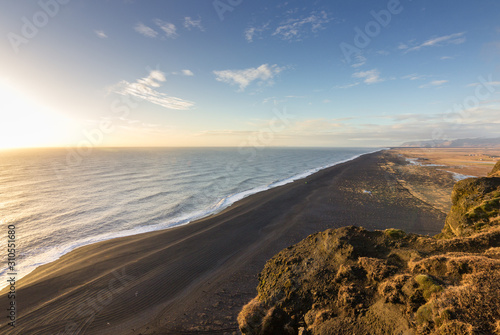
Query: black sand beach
[{"left": 0, "top": 150, "right": 446, "bottom": 334}]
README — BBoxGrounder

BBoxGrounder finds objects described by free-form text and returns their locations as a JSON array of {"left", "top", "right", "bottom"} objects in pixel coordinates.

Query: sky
[{"left": 0, "top": 0, "right": 499, "bottom": 149}]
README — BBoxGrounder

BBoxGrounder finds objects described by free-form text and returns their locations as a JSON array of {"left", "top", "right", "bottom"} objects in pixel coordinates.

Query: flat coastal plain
[{"left": 2, "top": 149, "right": 495, "bottom": 335}]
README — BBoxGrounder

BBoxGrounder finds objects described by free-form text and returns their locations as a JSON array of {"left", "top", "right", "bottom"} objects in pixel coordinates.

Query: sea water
[{"left": 0, "top": 147, "right": 379, "bottom": 288}]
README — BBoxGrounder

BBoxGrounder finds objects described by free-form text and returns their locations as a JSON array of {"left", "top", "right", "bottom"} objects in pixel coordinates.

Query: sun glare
[{"left": 0, "top": 80, "right": 77, "bottom": 149}]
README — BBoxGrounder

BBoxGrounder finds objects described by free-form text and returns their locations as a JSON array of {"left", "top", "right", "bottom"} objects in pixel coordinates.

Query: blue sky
[{"left": 0, "top": 0, "right": 499, "bottom": 148}]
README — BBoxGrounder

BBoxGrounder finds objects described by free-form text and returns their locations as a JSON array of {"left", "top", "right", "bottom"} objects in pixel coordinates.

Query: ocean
[{"left": 0, "top": 147, "right": 378, "bottom": 288}]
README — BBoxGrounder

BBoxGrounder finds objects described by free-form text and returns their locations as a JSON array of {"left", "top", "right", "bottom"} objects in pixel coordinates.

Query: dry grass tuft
[{"left": 238, "top": 297, "right": 267, "bottom": 334}]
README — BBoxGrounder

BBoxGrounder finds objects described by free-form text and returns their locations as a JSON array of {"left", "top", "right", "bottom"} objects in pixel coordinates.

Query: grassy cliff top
[{"left": 239, "top": 161, "right": 500, "bottom": 335}]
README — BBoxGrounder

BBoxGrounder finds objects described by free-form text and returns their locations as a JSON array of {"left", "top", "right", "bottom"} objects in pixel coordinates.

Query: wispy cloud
[
  {"left": 245, "top": 10, "right": 331, "bottom": 43},
  {"left": 262, "top": 96, "right": 278, "bottom": 104},
  {"left": 333, "top": 82, "right": 360, "bottom": 89},
  {"left": 135, "top": 20, "right": 179, "bottom": 39},
  {"left": 94, "top": 30, "right": 108, "bottom": 38},
  {"left": 293, "top": 107, "right": 500, "bottom": 145},
  {"left": 91, "top": 116, "right": 174, "bottom": 135},
  {"left": 184, "top": 17, "right": 204, "bottom": 31},
  {"left": 181, "top": 69, "right": 194, "bottom": 76},
  {"left": 467, "top": 81, "right": 500, "bottom": 87},
  {"left": 404, "top": 32, "right": 466, "bottom": 52},
  {"left": 194, "top": 106, "right": 500, "bottom": 147},
  {"left": 440, "top": 56, "right": 453, "bottom": 60},
  {"left": 261, "top": 95, "right": 305, "bottom": 105},
  {"left": 272, "top": 10, "right": 331, "bottom": 41},
  {"left": 154, "top": 19, "right": 178, "bottom": 38},
  {"left": 244, "top": 23, "right": 269, "bottom": 42},
  {"left": 352, "top": 69, "right": 383, "bottom": 84},
  {"left": 351, "top": 54, "right": 366, "bottom": 68},
  {"left": 213, "top": 64, "right": 285, "bottom": 91},
  {"left": 401, "top": 73, "right": 428, "bottom": 81},
  {"left": 419, "top": 80, "right": 448, "bottom": 88},
  {"left": 285, "top": 95, "right": 307, "bottom": 99},
  {"left": 134, "top": 22, "right": 158, "bottom": 38},
  {"left": 171, "top": 69, "right": 195, "bottom": 76},
  {"left": 111, "top": 70, "right": 195, "bottom": 110},
  {"left": 245, "top": 27, "right": 257, "bottom": 42}
]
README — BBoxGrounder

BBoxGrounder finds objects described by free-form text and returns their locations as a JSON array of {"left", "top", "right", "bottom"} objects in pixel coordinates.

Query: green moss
[
  {"left": 474, "top": 221, "right": 486, "bottom": 230},
  {"left": 416, "top": 302, "right": 434, "bottom": 325},
  {"left": 384, "top": 228, "right": 406, "bottom": 240},
  {"left": 465, "top": 197, "right": 500, "bottom": 227},
  {"left": 415, "top": 274, "right": 443, "bottom": 300},
  {"left": 466, "top": 210, "right": 478, "bottom": 219}
]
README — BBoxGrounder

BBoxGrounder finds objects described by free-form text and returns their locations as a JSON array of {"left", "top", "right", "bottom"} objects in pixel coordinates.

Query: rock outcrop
[
  {"left": 490, "top": 160, "right": 500, "bottom": 177},
  {"left": 441, "top": 176, "right": 500, "bottom": 238},
  {"left": 238, "top": 162, "right": 500, "bottom": 335}
]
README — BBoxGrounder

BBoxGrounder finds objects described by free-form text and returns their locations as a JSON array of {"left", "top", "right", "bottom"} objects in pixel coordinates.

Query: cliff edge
[
  {"left": 238, "top": 162, "right": 500, "bottom": 335},
  {"left": 490, "top": 160, "right": 500, "bottom": 177}
]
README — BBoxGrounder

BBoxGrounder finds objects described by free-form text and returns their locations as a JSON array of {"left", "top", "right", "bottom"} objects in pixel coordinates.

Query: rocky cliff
[
  {"left": 490, "top": 160, "right": 500, "bottom": 177},
  {"left": 441, "top": 176, "right": 500, "bottom": 238},
  {"left": 238, "top": 162, "right": 500, "bottom": 335}
]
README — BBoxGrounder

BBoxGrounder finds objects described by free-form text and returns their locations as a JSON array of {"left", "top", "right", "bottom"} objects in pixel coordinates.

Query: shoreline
[
  {"left": 0, "top": 149, "right": 446, "bottom": 334},
  {"left": 0, "top": 148, "right": 383, "bottom": 291}
]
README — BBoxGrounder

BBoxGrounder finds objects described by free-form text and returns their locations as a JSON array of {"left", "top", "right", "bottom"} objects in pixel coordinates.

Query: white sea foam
[
  {"left": 405, "top": 157, "right": 445, "bottom": 167},
  {"left": 0, "top": 147, "right": 382, "bottom": 289},
  {"left": 439, "top": 170, "right": 476, "bottom": 181},
  {"left": 403, "top": 157, "right": 477, "bottom": 182}
]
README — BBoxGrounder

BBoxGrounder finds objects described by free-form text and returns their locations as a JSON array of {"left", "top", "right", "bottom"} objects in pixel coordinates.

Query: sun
[{"left": 0, "top": 80, "right": 77, "bottom": 149}]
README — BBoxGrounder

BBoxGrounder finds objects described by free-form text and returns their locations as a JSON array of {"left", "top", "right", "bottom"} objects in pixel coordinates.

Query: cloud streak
[
  {"left": 404, "top": 32, "right": 466, "bottom": 52},
  {"left": 95, "top": 30, "right": 107, "bottom": 38},
  {"left": 352, "top": 69, "right": 383, "bottom": 84},
  {"left": 401, "top": 73, "right": 429, "bottom": 81},
  {"left": 181, "top": 69, "right": 194, "bottom": 76},
  {"left": 135, "top": 20, "right": 179, "bottom": 39},
  {"left": 154, "top": 19, "right": 178, "bottom": 38},
  {"left": 134, "top": 22, "right": 158, "bottom": 38},
  {"left": 213, "top": 64, "right": 285, "bottom": 91},
  {"left": 245, "top": 10, "right": 331, "bottom": 43},
  {"left": 419, "top": 80, "right": 448, "bottom": 88},
  {"left": 333, "top": 82, "right": 360, "bottom": 89},
  {"left": 193, "top": 105, "right": 500, "bottom": 147},
  {"left": 273, "top": 10, "right": 331, "bottom": 41},
  {"left": 245, "top": 23, "right": 269, "bottom": 42},
  {"left": 184, "top": 17, "right": 204, "bottom": 31},
  {"left": 111, "top": 70, "right": 195, "bottom": 110},
  {"left": 467, "top": 81, "right": 500, "bottom": 87},
  {"left": 351, "top": 54, "right": 366, "bottom": 68}
]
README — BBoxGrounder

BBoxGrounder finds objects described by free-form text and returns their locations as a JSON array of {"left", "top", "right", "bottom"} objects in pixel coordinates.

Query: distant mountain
[{"left": 399, "top": 137, "right": 500, "bottom": 148}]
